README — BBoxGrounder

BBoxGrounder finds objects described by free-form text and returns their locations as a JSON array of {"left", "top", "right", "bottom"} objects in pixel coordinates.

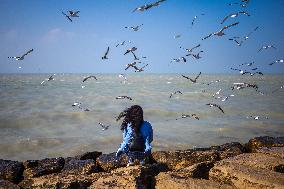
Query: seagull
[
  {"left": 98, "top": 122, "right": 110, "bottom": 131},
  {"left": 8, "top": 49, "right": 34, "bottom": 60},
  {"left": 68, "top": 11, "right": 80, "bottom": 17},
  {"left": 206, "top": 103, "right": 224, "bottom": 114},
  {"left": 171, "top": 57, "right": 186, "bottom": 63},
  {"left": 115, "top": 40, "right": 131, "bottom": 47},
  {"left": 135, "top": 64, "right": 149, "bottom": 72},
  {"left": 180, "top": 44, "right": 201, "bottom": 53},
  {"left": 228, "top": 26, "right": 259, "bottom": 46},
  {"left": 228, "top": 37, "right": 243, "bottom": 46},
  {"left": 83, "top": 75, "right": 97, "bottom": 82},
  {"left": 118, "top": 74, "right": 127, "bottom": 83},
  {"left": 132, "top": 0, "right": 166, "bottom": 12},
  {"left": 258, "top": 45, "right": 276, "bottom": 52},
  {"left": 201, "top": 80, "right": 221, "bottom": 85},
  {"left": 124, "top": 47, "right": 137, "bottom": 55},
  {"left": 115, "top": 96, "right": 133, "bottom": 100},
  {"left": 238, "top": 62, "right": 254, "bottom": 66},
  {"left": 243, "top": 26, "right": 259, "bottom": 41},
  {"left": 72, "top": 102, "right": 89, "bottom": 111},
  {"left": 125, "top": 61, "right": 140, "bottom": 70},
  {"left": 231, "top": 68, "right": 263, "bottom": 76},
  {"left": 181, "top": 72, "right": 201, "bottom": 83},
  {"left": 269, "top": 59, "right": 283, "bottom": 65},
  {"left": 101, "top": 47, "right": 110, "bottom": 59},
  {"left": 202, "top": 22, "right": 239, "bottom": 40},
  {"left": 62, "top": 11, "right": 72, "bottom": 22},
  {"left": 169, "top": 90, "right": 183, "bottom": 98},
  {"left": 221, "top": 11, "right": 250, "bottom": 24},
  {"left": 125, "top": 24, "right": 143, "bottom": 31},
  {"left": 186, "top": 51, "right": 204, "bottom": 59},
  {"left": 213, "top": 89, "right": 235, "bottom": 101},
  {"left": 191, "top": 15, "right": 198, "bottom": 26},
  {"left": 174, "top": 34, "right": 181, "bottom": 39},
  {"left": 41, "top": 74, "right": 55, "bottom": 85},
  {"left": 231, "top": 82, "right": 258, "bottom": 91},
  {"left": 178, "top": 113, "right": 199, "bottom": 120},
  {"left": 246, "top": 115, "right": 268, "bottom": 120}
]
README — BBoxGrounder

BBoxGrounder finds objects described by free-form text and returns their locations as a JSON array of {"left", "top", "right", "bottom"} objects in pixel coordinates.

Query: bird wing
[
  {"left": 22, "top": 49, "right": 33, "bottom": 57},
  {"left": 105, "top": 47, "right": 110, "bottom": 56},
  {"left": 189, "top": 44, "right": 201, "bottom": 52},
  {"left": 181, "top": 75, "right": 190, "bottom": 79},
  {"left": 202, "top": 33, "right": 213, "bottom": 40},
  {"left": 217, "top": 105, "right": 225, "bottom": 113},
  {"left": 62, "top": 11, "right": 72, "bottom": 22},
  {"left": 131, "top": 51, "right": 139, "bottom": 60},
  {"left": 194, "top": 72, "right": 202, "bottom": 81},
  {"left": 221, "top": 22, "right": 239, "bottom": 32},
  {"left": 221, "top": 13, "right": 234, "bottom": 24}
]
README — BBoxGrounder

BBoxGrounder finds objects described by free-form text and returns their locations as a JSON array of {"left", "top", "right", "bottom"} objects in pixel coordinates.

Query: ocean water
[{"left": 0, "top": 73, "right": 283, "bottom": 161}]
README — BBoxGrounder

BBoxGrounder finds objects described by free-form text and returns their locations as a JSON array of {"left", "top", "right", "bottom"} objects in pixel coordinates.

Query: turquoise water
[{"left": 0, "top": 73, "right": 283, "bottom": 161}]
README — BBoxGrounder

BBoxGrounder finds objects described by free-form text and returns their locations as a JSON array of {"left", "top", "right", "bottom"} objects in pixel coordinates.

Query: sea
[{"left": 0, "top": 73, "right": 283, "bottom": 161}]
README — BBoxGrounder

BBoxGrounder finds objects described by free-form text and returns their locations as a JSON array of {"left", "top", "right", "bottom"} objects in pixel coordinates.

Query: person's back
[{"left": 116, "top": 105, "right": 153, "bottom": 166}]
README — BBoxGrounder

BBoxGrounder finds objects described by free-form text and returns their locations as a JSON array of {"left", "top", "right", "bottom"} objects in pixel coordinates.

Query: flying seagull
[
  {"left": 124, "top": 47, "right": 137, "bottom": 55},
  {"left": 116, "top": 96, "right": 133, "bottom": 100},
  {"left": 186, "top": 50, "right": 204, "bottom": 59},
  {"left": 269, "top": 59, "right": 283, "bottom": 66},
  {"left": 221, "top": 11, "right": 250, "bottom": 24},
  {"left": 174, "top": 34, "right": 181, "bottom": 39},
  {"left": 202, "top": 22, "right": 239, "bottom": 40},
  {"left": 8, "top": 49, "right": 34, "bottom": 60},
  {"left": 171, "top": 57, "right": 186, "bottom": 63},
  {"left": 101, "top": 47, "right": 110, "bottom": 59},
  {"left": 115, "top": 40, "right": 131, "bottom": 47},
  {"left": 83, "top": 75, "right": 97, "bottom": 82},
  {"left": 71, "top": 102, "right": 90, "bottom": 111},
  {"left": 177, "top": 113, "right": 199, "bottom": 120},
  {"left": 135, "top": 63, "right": 149, "bottom": 72},
  {"left": 41, "top": 74, "right": 55, "bottom": 85},
  {"left": 62, "top": 11, "right": 72, "bottom": 22},
  {"left": 238, "top": 62, "right": 254, "bottom": 66},
  {"left": 258, "top": 45, "right": 276, "bottom": 52},
  {"left": 98, "top": 122, "right": 110, "bottom": 131},
  {"left": 169, "top": 90, "right": 183, "bottom": 98},
  {"left": 180, "top": 44, "right": 201, "bottom": 53},
  {"left": 243, "top": 26, "right": 259, "bottom": 41},
  {"left": 125, "top": 61, "right": 140, "bottom": 70},
  {"left": 132, "top": 0, "right": 166, "bottom": 13},
  {"left": 181, "top": 72, "right": 202, "bottom": 83},
  {"left": 125, "top": 24, "right": 143, "bottom": 31},
  {"left": 231, "top": 82, "right": 258, "bottom": 91},
  {"left": 206, "top": 103, "right": 224, "bottom": 114},
  {"left": 68, "top": 11, "right": 80, "bottom": 17}
]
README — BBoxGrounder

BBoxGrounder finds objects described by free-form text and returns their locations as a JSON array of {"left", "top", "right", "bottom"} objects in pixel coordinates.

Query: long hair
[{"left": 116, "top": 105, "right": 144, "bottom": 133}]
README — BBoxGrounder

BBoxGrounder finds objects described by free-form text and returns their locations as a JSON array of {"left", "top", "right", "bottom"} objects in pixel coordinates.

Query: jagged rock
[
  {"left": 255, "top": 147, "right": 284, "bottom": 158},
  {"left": 0, "top": 159, "right": 24, "bottom": 184},
  {"left": 155, "top": 172, "right": 235, "bottom": 189},
  {"left": 209, "top": 152, "right": 284, "bottom": 188},
  {"left": 19, "top": 172, "right": 102, "bottom": 189},
  {"left": 0, "top": 179, "right": 20, "bottom": 189},
  {"left": 23, "top": 157, "right": 64, "bottom": 178},
  {"left": 211, "top": 142, "right": 246, "bottom": 159},
  {"left": 246, "top": 136, "right": 284, "bottom": 152},
  {"left": 152, "top": 150, "right": 220, "bottom": 170},
  {"left": 62, "top": 158, "right": 98, "bottom": 175},
  {"left": 75, "top": 151, "right": 102, "bottom": 160},
  {"left": 96, "top": 152, "right": 128, "bottom": 172}
]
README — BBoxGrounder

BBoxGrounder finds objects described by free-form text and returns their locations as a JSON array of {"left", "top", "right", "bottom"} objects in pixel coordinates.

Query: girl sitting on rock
[{"left": 116, "top": 105, "right": 153, "bottom": 166}]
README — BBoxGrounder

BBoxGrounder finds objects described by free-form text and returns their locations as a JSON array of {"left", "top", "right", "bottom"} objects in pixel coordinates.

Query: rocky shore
[{"left": 0, "top": 136, "right": 283, "bottom": 189}]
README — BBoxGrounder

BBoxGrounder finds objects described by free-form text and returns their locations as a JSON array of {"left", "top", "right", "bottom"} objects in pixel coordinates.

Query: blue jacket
[{"left": 117, "top": 121, "right": 153, "bottom": 154}]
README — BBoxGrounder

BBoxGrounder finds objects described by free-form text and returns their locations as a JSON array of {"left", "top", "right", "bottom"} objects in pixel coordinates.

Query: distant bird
[
  {"left": 206, "top": 103, "right": 224, "bottom": 114},
  {"left": 231, "top": 68, "right": 263, "bottom": 76},
  {"left": 101, "top": 47, "right": 110, "bottom": 59},
  {"left": 269, "top": 59, "right": 283, "bottom": 65},
  {"left": 41, "top": 74, "right": 55, "bottom": 85},
  {"left": 258, "top": 45, "right": 276, "bottom": 52},
  {"left": 98, "top": 122, "right": 110, "bottom": 131},
  {"left": 118, "top": 74, "right": 127, "bottom": 83},
  {"left": 171, "top": 57, "right": 186, "bottom": 63},
  {"left": 213, "top": 89, "right": 234, "bottom": 101},
  {"left": 246, "top": 115, "right": 268, "bottom": 120},
  {"left": 132, "top": 0, "right": 166, "bottom": 12},
  {"left": 202, "top": 22, "right": 239, "bottom": 40},
  {"left": 231, "top": 82, "right": 258, "bottom": 91},
  {"left": 72, "top": 102, "right": 89, "bottom": 111},
  {"left": 221, "top": 11, "right": 250, "bottom": 24},
  {"left": 191, "top": 16, "right": 198, "bottom": 26},
  {"left": 181, "top": 72, "right": 201, "bottom": 83},
  {"left": 179, "top": 113, "right": 199, "bottom": 120},
  {"left": 61, "top": 11, "right": 72, "bottom": 22},
  {"left": 116, "top": 96, "right": 133, "bottom": 100},
  {"left": 243, "top": 26, "right": 259, "bottom": 41},
  {"left": 201, "top": 80, "right": 221, "bottom": 85},
  {"left": 125, "top": 24, "right": 143, "bottom": 31},
  {"left": 125, "top": 61, "right": 139, "bottom": 70},
  {"left": 124, "top": 47, "right": 137, "bottom": 55},
  {"left": 169, "top": 90, "right": 182, "bottom": 98},
  {"left": 135, "top": 64, "right": 149, "bottom": 72},
  {"left": 272, "top": 85, "right": 284, "bottom": 93},
  {"left": 186, "top": 50, "right": 204, "bottom": 59},
  {"left": 115, "top": 40, "right": 131, "bottom": 47},
  {"left": 228, "top": 37, "right": 243, "bottom": 46},
  {"left": 228, "top": 26, "right": 259, "bottom": 46},
  {"left": 83, "top": 75, "right": 97, "bottom": 82},
  {"left": 174, "top": 34, "right": 181, "bottom": 39},
  {"left": 238, "top": 62, "right": 254, "bottom": 66},
  {"left": 68, "top": 10, "right": 80, "bottom": 17},
  {"left": 228, "top": 0, "right": 250, "bottom": 8},
  {"left": 180, "top": 44, "right": 201, "bottom": 53},
  {"left": 8, "top": 49, "right": 34, "bottom": 60}
]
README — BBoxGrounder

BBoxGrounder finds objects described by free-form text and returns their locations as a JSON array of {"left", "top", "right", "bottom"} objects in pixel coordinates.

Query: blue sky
[{"left": 0, "top": 0, "right": 283, "bottom": 73}]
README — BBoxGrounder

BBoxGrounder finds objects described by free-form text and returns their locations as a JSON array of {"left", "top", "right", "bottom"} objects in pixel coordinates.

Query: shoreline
[{"left": 0, "top": 136, "right": 283, "bottom": 189}]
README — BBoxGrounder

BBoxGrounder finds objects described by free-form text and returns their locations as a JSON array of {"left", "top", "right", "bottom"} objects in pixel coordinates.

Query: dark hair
[{"left": 116, "top": 105, "right": 144, "bottom": 133}]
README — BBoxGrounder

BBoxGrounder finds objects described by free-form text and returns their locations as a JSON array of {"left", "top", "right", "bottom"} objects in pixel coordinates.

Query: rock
[
  {"left": 152, "top": 150, "right": 220, "bottom": 170},
  {"left": 246, "top": 136, "right": 284, "bottom": 152},
  {"left": 96, "top": 152, "right": 128, "bottom": 172},
  {"left": 155, "top": 172, "right": 235, "bottom": 189},
  {"left": 209, "top": 153, "right": 284, "bottom": 188},
  {"left": 0, "top": 159, "right": 24, "bottom": 184},
  {"left": 62, "top": 158, "right": 98, "bottom": 175},
  {"left": 174, "top": 161, "right": 215, "bottom": 179},
  {"left": 23, "top": 157, "right": 64, "bottom": 178},
  {"left": 255, "top": 147, "right": 284, "bottom": 158},
  {"left": 211, "top": 142, "right": 246, "bottom": 159},
  {"left": 0, "top": 179, "right": 20, "bottom": 189},
  {"left": 75, "top": 151, "right": 102, "bottom": 161}
]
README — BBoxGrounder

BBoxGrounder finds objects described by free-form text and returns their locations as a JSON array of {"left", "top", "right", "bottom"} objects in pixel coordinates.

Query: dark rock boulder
[
  {"left": 246, "top": 136, "right": 284, "bottom": 152},
  {"left": 96, "top": 152, "right": 128, "bottom": 172},
  {"left": 0, "top": 179, "right": 21, "bottom": 189},
  {"left": 23, "top": 157, "right": 64, "bottom": 178},
  {"left": 62, "top": 158, "right": 98, "bottom": 175},
  {"left": 75, "top": 151, "right": 102, "bottom": 161},
  {"left": 0, "top": 159, "right": 24, "bottom": 184},
  {"left": 174, "top": 161, "right": 215, "bottom": 179},
  {"left": 211, "top": 142, "right": 246, "bottom": 159}
]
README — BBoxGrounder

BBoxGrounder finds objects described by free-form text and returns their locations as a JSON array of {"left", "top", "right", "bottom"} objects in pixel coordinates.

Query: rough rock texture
[
  {"left": 75, "top": 151, "right": 102, "bottom": 160},
  {"left": 96, "top": 152, "right": 129, "bottom": 172},
  {"left": 255, "top": 146, "right": 284, "bottom": 158},
  {"left": 211, "top": 142, "right": 247, "bottom": 159},
  {"left": 155, "top": 172, "right": 235, "bottom": 189},
  {"left": 62, "top": 158, "right": 98, "bottom": 175},
  {"left": 0, "top": 159, "right": 24, "bottom": 184},
  {"left": 0, "top": 179, "right": 21, "bottom": 189},
  {"left": 152, "top": 150, "right": 220, "bottom": 170},
  {"left": 23, "top": 157, "right": 64, "bottom": 178},
  {"left": 209, "top": 152, "right": 284, "bottom": 189},
  {"left": 246, "top": 136, "right": 284, "bottom": 152}
]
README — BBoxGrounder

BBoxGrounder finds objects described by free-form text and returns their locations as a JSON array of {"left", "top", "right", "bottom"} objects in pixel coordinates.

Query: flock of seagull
[{"left": 6, "top": 0, "right": 283, "bottom": 131}]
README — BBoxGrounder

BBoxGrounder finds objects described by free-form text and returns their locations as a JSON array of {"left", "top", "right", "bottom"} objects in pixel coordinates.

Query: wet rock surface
[{"left": 1, "top": 136, "right": 283, "bottom": 188}]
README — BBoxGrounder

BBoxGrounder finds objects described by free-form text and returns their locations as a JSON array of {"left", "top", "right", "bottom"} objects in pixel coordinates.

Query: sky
[{"left": 0, "top": 0, "right": 283, "bottom": 73}]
